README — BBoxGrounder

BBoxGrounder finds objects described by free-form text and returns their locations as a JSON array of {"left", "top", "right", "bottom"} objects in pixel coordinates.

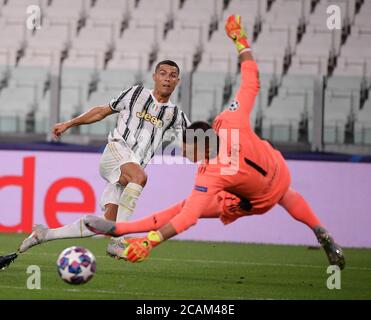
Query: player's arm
[
  {"left": 52, "top": 105, "right": 114, "bottom": 139},
  {"left": 225, "top": 15, "right": 260, "bottom": 116},
  {"left": 156, "top": 189, "right": 212, "bottom": 240},
  {"left": 124, "top": 186, "right": 220, "bottom": 263}
]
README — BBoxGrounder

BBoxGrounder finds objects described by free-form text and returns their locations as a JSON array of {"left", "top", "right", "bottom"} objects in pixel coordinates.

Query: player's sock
[
  {"left": 279, "top": 188, "right": 322, "bottom": 229},
  {"left": 117, "top": 182, "right": 143, "bottom": 221},
  {"left": 44, "top": 218, "right": 95, "bottom": 241},
  {"left": 115, "top": 200, "right": 186, "bottom": 234},
  {"left": 110, "top": 182, "right": 143, "bottom": 243}
]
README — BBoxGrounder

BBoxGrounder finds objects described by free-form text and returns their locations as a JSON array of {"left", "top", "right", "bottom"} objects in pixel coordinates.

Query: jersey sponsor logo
[
  {"left": 228, "top": 100, "right": 239, "bottom": 112},
  {"left": 194, "top": 185, "right": 208, "bottom": 192},
  {"left": 136, "top": 111, "right": 164, "bottom": 128}
]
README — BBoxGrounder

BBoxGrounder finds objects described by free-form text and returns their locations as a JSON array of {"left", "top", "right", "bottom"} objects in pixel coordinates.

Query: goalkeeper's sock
[
  {"left": 279, "top": 188, "right": 322, "bottom": 229},
  {"left": 225, "top": 14, "right": 251, "bottom": 54},
  {"left": 115, "top": 200, "right": 186, "bottom": 235},
  {"left": 44, "top": 218, "right": 95, "bottom": 240}
]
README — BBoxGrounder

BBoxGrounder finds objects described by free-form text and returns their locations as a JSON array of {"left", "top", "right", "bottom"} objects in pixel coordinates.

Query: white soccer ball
[{"left": 56, "top": 246, "right": 96, "bottom": 285}]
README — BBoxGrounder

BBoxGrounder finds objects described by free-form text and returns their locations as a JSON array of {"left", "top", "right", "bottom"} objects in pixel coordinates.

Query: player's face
[{"left": 153, "top": 65, "right": 179, "bottom": 98}]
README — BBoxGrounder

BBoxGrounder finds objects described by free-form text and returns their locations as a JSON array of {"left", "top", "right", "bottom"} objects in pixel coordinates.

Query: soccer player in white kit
[{"left": 19, "top": 60, "right": 190, "bottom": 258}]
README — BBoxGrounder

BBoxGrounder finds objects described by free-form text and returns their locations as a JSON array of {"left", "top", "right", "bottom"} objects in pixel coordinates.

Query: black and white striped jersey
[{"left": 108, "top": 85, "right": 191, "bottom": 167}]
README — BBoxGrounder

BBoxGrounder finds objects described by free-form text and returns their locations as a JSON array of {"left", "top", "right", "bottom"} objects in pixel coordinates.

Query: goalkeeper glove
[
  {"left": 225, "top": 14, "right": 251, "bottom": 53},
  {"left": 123, "top": 231, "right": 162, "bottom": 263}
]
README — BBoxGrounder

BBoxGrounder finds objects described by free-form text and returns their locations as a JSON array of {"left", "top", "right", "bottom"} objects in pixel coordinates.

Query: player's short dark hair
[
  {"left": 155, "top": 60, "right": 180, "bottom": 75},
  {"left": 187, "top": 121, "right": 212, "bottom": 132},
  {"left": 183, "top": 121, "right": 219, "bottom": 157},
  {"left": 182, "top": 122, "right": 212, "bottom": 142}
]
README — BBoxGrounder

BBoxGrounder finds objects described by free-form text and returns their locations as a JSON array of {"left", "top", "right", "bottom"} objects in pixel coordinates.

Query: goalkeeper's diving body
[{"left": 84, "top": 15, "right": 345, "bottom": 269}]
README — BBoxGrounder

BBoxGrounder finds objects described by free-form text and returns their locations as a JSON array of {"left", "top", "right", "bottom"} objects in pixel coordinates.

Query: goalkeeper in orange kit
[{"left": 84, "top": 15, "right": 345, "bottom": 269}]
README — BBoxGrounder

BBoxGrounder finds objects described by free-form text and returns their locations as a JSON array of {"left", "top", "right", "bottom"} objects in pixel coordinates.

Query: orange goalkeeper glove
[
  {"left": 123, "top": 231, "right": 162, "bottom": 263},
  {"left": 225, "top": 14, "right": 251, "bottom": 53}
]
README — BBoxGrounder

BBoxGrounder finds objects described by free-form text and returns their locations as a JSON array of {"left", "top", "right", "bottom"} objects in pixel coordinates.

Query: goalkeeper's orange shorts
[{"left": 218, "top": 189, "right": 280, "bottom": 225}]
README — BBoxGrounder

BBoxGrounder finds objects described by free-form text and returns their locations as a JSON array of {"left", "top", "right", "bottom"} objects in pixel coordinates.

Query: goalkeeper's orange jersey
[{"left": 170, "top": 60, "right": 291, "bottom": 233}]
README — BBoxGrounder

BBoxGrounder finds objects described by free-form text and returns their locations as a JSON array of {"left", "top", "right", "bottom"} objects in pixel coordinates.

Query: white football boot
[{"left": 18, "top": 224, "right": 48, "bottom": 253}]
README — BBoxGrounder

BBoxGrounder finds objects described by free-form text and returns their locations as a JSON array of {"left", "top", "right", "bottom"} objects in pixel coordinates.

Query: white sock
[
  {"left": 45, "top": 217, "right": 95, "bottom": 241},
  {"left": 116, "top": 182, "right": 143, "bottom": 222},
  {"left": 112, "top": 182, "right": 143, "bottom": 242}
]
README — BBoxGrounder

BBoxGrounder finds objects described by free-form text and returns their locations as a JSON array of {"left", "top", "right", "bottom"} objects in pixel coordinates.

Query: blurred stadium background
[
  {"left": 1, "top": 0, "right": 371, "bottom": 300},
  {"left": 0, "top": 0, "right": 370, "bottom": 153}
]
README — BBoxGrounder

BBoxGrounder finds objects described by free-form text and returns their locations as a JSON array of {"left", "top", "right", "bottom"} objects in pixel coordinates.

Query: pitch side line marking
[
  {"left": 152, "top": 258, "right": 371, "bottom": 271},
  {"left": 12, "top": 252, "right": 371, "bottom": 271},
  {"left": 0, "top": 285, "right": 262, "bottom": 300}
]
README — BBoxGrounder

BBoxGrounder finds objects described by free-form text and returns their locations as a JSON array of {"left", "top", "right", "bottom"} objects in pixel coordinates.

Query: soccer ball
[{"left": 57, "top": 246, "right": 96, "bottom": 285}]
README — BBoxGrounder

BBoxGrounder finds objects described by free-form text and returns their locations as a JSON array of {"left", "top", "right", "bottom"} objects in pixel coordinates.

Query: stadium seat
[
  {"left": 177, "top": 0, "right": 223, "bottom": 22},
  {"left": 191, "top": 71, "right": 227, "bottom": 121},
  {"left": 354, "top": 0, "right": 371, "bottom": 27},
  {"left": 225, "top": 0, "right": 269, "bottom": 20},
  {"left": 191, "top": 86, "right": 224, "bottom": 122},
  {"left": 73, "top": 20, "right": 117, "bottom": 49},
  {"left": 130, "top": 0, "right": 174, "bottom": 26},
  {"left": 197, "top": 52, "right": 238, "bottom": 73},
  {"left": 265, "top": 0, "right": 312, "bottom": 24},
  {"left": 44, "top": 0, "right": 89, "bottom": 20},
  {"left": 59, "top": 85, "right": 87, "bottom": 121},
  {"left": 113, "top": 23, "right": 158, "bottom": 69},
  {"left": 99, "top": 69, "right": 139, "bottom": 92},
  {"left": 323, "top": 89, "right": 359, "bottom": 144},
  {"left": 355, "top": 97, "right": 371, "bottom": 144},
  {"left": 87, "top": 87, "right": 119, "bottom": 107},
  {"left": 87, "top": 0, "right": 130, "bottom": 22},
  {"left": 327, "top": 75, "right": 368, "bottom": 92},
  {"left": 262, "top": 88, "right": 312, "bottom": 142},
  {"left": 334, "top": 56, "right": 371, "bottom": 77},
  {"left": 289, "top": 54, "right": 329, "bottom": 76},
  {"left": 336, "top": 25, "right": 371, "bottom": 76},
  {"left": 0, "top": 19, "right": 30, "bottom": 66},
  {"left": 0, "top": 82, "right": 37, "bottom": 126}
]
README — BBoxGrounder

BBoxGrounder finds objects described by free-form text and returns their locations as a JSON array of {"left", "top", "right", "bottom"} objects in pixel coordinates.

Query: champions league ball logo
[{"left": 228, "top": 100, "right": 239, "bottom": 112}]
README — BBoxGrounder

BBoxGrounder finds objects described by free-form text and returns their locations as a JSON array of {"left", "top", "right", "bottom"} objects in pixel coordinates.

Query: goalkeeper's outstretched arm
[{"left": 224, "top": 14, "right": 260, "bottom": 120}]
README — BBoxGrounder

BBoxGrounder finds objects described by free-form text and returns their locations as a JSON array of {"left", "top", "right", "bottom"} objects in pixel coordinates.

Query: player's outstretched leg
[
  {"left": 313, "top": 226, "right": 345, "bottom": 270},
  {"left": 84, "top": 216, "right": 117, "bottom": 236},
  {"left": 18, "top": 217, "right": 98, "bottom": 253},
  {"left": 279, "top": 188, "right": 345, "bottom": 269},
  {"left": 86, "top": 200, "right": 188, "bottom": 259},
  {"left": 18, "top": 224, "right": 48, "bottom": 253}
]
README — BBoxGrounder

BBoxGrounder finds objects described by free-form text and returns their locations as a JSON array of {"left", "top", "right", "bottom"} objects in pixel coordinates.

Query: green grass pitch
[{"left": 1, "top": 233, "right": 370, "bottom": 300}]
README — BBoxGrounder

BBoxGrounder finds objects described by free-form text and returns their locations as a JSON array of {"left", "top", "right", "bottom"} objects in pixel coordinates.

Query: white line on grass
[
  {"left": 0, "top": 285, "right": 258, "bottom": 300},
  {"left": 17, "top": 252, "right": 371, "bottom": 271}
]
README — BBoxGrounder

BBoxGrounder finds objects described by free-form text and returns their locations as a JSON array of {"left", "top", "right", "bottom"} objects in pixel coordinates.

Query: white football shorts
[{"left": 99, "top": 141, "right": 140, "bottom": 210}]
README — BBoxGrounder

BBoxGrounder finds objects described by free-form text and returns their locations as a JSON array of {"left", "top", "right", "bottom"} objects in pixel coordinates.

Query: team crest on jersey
[
  {"left": 152, "top": 104, "right": 159, "bottom": 112},
  {"left": 229, "top": 100, "right": 239, "bottom": 112}
]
